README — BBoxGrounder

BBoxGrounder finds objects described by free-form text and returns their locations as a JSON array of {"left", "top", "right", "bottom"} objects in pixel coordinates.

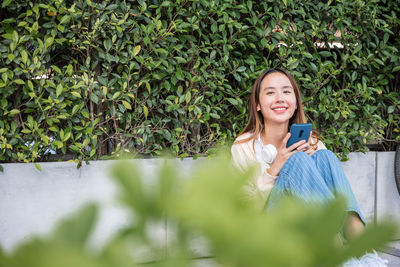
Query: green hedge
[{"left": 0, "top": 0, "right": 399, "bottom": 163}]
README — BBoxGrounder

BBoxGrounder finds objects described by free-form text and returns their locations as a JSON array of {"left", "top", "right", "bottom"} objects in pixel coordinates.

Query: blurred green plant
[{"left": 0, "top": 151, "right": 396, "bottom": 266}]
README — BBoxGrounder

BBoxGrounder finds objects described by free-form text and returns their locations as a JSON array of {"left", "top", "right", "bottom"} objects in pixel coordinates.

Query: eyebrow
[{"left": 263, "top": 86, "right": 293, "bottom": 91}]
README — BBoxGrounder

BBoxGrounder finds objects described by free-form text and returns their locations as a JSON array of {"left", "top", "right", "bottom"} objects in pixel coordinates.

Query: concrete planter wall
[{"left": 1, "top": 152, "right": 399, "bottom": 255}]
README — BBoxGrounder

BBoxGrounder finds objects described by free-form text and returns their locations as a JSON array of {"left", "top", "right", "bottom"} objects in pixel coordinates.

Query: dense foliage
[
  {"left": 0, "top": 0, "right": 399, "bottom": 163},
  {"left": 0, "top": 154, "right": 396, "bottom": 266}
]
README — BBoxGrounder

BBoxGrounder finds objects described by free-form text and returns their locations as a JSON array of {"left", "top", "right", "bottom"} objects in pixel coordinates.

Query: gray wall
[{"left": 1, "top": 152, "right": 399, "bottom": 255}]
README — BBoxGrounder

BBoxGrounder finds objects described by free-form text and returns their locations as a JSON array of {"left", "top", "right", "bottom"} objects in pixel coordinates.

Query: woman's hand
[
  {"left": 295, "top": 131, "right": 316, "bottom": 156},
  {"left": 267, "top": 133, "right": 306, "bottom": 176}
]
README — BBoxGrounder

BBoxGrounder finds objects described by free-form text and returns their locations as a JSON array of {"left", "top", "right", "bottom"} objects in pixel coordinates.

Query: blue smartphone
[{"left": 286, "top": 123, "right": 312, "bottom": 148}]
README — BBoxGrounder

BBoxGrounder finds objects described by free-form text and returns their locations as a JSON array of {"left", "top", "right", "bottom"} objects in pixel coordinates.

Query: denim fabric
[{"left": 266, "top": 149, "right": 366, "bottom": 224}]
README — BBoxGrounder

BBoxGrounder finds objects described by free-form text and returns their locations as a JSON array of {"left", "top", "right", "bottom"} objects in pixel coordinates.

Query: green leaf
[
  {"left": 66, "top": 64, "right": 73, "bottom": 76},
  {"left": 13, "top": 79, "right": 25, "bottom": 85},
  {"left": 2, "top": 0, "right": 12, "bottom": 8},
  {"left": 51, "top": 65, "right": 62, "bottom": 74},
  {"left": 90, "top": 93, "right": 98, "bottom": 104},
  {"left": 210, "top": 113, "right": 220, "bottom": 119},
  {"left": 20, "top": 50, "right": 28, "bottom": 64},
  {"left": 57, "top": 24, "right": 65, "bottom": 32},
  {"left": 104, "top": 39, "right": 112, "bottom": 51},
  {"left": 81, "top": 110, "right": 89, "bottom": 119},
  {"left": 122, "top": 100, "right": 132, "bottom": 110},
  {"left": 9, "top": 109, "right": 20, "bottom": 116},
  {"left": 56, "top": 83, "right": 63, "bottom": 97},
  {"left": 211, "top": 22, "right": 218, "bottom": 33},
  {"left": 98, "top": 76, "right": 107, "bottom": 86},
  {"left": 53, "top": 204, "right": 97, "bottom": 247},
  {"left": 227, "top": 98, "right": 238, "bottom": 105},
  {"left": 310, "top": 62, "right": 318, "bottom": 72},
  {"left": 0, "top": 165, "right": 3, "bottom": 172},
  {"left": 90, "top": 149, "right": 96, "bottom": 157},
  {"left": 174, "top": 57, "right": 186, "bottom": 64},
  {"left": 71, "top": 91, "right": 81, "bottom": 98},
  {"left": 140, "top": 2, "right": 147, "bottom": 11},
  {"left": 383, "top": 33, "right": 389, "bottom": 44},
  {"left": 34, "top": 163, "right": 42, "bottom": 171},
  {"left": 8, "top": 54, "right": 15, "bottom": 61},
  {"left": 233, "top": 73, "right": 241, "bottom": 82},
  {"left": 236, "top": 66, "right": 246, "bottom": 72},
  {"left": 1, "top": 98, "right": 7, "bottom": 108},
  {"left": 354, "top": 44, "right": 362, "bottom": 54},
  {"left": 134, "top": 45, "right": 141, "bottom": 56},
  {"left": 59, "top": 15, "right": 71, "bottom": 24},
  {"left": 12, "top": 30, "right": 18, "bottom": 44},
  {"left": 392, "top": 66, "right": 400, "bottom": 72},
  {"left": 53, "top": 140, "right": 63, "bottom": 148},
  {"left": 373, "top": 58, "right": 385, "bottom": 65},
  {"left": 185, "top": 91, "right": 191, "bottom": 104},
  {"left": 143, "top": 105, "right": 148, "bottom": 119},
  {"left": 63, "top": 132, "right": 71, "bottom": 141},
  {"left": 106, "top": 3, "right": 119, "bottom": 10},
  {"left": 82, "top": 137, "right": 90, "bottom": 147},
  {"left": 247, "top": 0, "right": 252, "bottom": 10},
  {"left": 2, "top": 33, "right": 13, "bottom": 40},
  {"left": 44, "top": 36, "right": 54, "bottom": 49},
  {"left": 319, "top": 51, "right": 331, "bottom": 57},
  {"left": 176, "top": 71, "right": 184, "bottom": 81},
  {"left": 112, "top": 92, "right": 121, "bottom": 100},
  {"left": 388, "top": 106, "right": 395, "bottom": 113}
]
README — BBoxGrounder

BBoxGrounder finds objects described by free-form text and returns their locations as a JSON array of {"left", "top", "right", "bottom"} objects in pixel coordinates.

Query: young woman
[{"left": 231, "top": 68, "right": 387, "bottom": 266}]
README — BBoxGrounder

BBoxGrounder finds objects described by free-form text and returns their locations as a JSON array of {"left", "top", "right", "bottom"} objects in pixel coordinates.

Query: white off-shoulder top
[{"left": 231, "top": 132, "right": 326, "bottom": 209}]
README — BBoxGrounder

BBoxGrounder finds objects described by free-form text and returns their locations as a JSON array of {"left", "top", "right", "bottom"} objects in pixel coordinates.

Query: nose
[{"left": 275, "top": 91, "right": 284, "bottom": 102}]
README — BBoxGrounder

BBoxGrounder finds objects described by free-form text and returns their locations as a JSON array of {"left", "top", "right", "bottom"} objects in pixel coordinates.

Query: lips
[
  {"left": 271, "top": 106, "right": 288, "bottom": 114},
  {"left": 272, "top": 106, "right": 288, "bottom": 111}
]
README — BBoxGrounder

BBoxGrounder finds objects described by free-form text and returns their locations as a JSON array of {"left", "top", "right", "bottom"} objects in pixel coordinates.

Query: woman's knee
[{"left": 288, "top": 151, "right": 313, "bottom": 165}]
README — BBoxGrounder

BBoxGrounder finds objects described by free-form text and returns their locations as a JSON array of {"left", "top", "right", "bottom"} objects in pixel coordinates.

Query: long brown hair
[{"left": 235, "top": 68, "right": 320, "bottom": 147}]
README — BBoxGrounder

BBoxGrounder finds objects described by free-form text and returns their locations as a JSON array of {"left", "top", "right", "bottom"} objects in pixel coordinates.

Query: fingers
[
  {"left": 296, "top": 142, "right": 310, "bottom": 151},
  {"left": 308, "top": 131, "right": 313, "bottom": 144},
  {"left": 297, "top": 141, "right": 316, "bottom": 156},
  {"left": 287, "top": 139, "right": 306, "bottom": 152}
]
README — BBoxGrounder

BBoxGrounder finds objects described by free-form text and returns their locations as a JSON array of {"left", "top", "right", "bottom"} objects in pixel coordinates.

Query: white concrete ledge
[{"left": 0, "top": 152, "right": 399, "bottom": 254}]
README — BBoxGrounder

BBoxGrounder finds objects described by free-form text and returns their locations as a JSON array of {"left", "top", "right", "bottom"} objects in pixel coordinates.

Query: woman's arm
[{"left": 231, "top": 141, "right": 278, "bottom": 209}]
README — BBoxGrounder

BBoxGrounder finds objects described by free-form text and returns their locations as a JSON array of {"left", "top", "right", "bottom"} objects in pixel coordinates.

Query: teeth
[{"left": 274, "top": 108, "right": 286, "bottom": 110}]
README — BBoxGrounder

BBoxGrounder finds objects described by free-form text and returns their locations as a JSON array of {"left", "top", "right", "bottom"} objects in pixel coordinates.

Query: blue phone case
[{"left": 286, "top": 123, "right": 312, "bottom": 148}]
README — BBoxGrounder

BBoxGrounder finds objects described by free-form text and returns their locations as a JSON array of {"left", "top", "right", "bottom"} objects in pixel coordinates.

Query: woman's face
[{"left": 257, "top": 72, "right": 297, "bottom": 125}]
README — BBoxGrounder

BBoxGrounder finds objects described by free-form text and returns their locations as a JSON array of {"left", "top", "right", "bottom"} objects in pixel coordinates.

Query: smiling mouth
[{"left": 272, "top": 107, "right": 288, "bottom": 111}]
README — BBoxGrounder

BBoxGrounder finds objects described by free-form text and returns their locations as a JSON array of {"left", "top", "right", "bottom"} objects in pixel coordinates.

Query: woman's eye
[
  {"left": 266, "top": 91, "right": 274, "bottom": 95},
  {"left": 284, "top": 90, "right": 291, "bottom": 94}
]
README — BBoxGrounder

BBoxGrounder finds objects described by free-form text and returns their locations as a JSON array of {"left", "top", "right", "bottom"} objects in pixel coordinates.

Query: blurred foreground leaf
[
  {"left": 0, "top": 151, "right": 397, "bottom": 267},
  {"left": 1, "top": 205, "right": 100, "bottom": 267}
]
